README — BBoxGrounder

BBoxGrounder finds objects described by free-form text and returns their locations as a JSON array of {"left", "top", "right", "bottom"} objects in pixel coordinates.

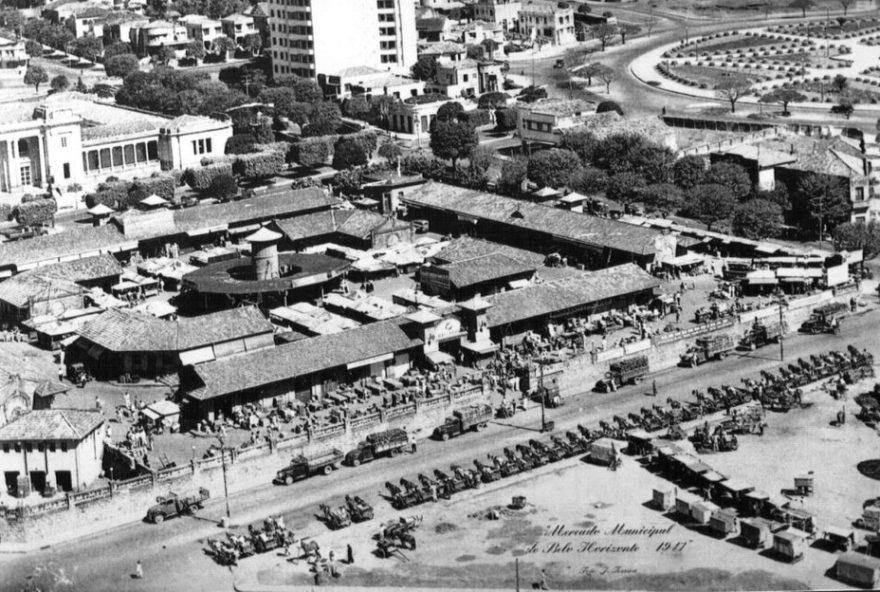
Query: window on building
[
  {"left": 20, "top": 165, "right": 31, "bottom": 186},
  {"left": 100, "top": 148, "right": 111, "bottom": 169},
  {"left": 14, "top": 443, "right": 21, "bottom": 453},
  {"left": 17, "top": 139, "right": 28, "bottom": 157},
  {"left": 25, "top": 443, "right": 32, "bottom": 453},
  {"left": 61, "top": 443, "right": 68, "bottom": 452},
  {"left": 87, "top": 150, "right": 99, "bottom": 171},
  {"left": 37, "top": 443, "right": 45, "bottom": 452},
  {"left": 147, "top": 141, "right": 158, "bottom": 161},
  {"left": 63, "top": 163, "right": 70, "bottom": 179},
  {"left": 60, "top": 136, "right": 68, "bottom": 148},
  {"left": 112, "top": 146, "right": 124, "bottom": 167},
  {"left": 136, "top": 144, "right": 147, "bottom": 163},
  {"left": 2, "top": 444, "right": 8, "bottom": 453},
  {"left": 206, "top": 138, "right": 212, "bottom": 153},
  {"left": 124, "top": 145, "right": 135, "bottom": 165},
  {"left": 49, "top": 443, "right": 56, "bottom": 452}
]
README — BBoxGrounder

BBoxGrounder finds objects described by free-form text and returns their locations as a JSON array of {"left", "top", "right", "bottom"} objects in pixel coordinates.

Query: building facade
[
  {"left": 473, "top": 0, "right": 521, "bottom": 31},
  {"left": 518, "top": 0, "right": 575, "bottom": 46},
  {"left": 0, "top": 409, "right": 105, "bottom": 494},
  {"left": 0, "top": 94, "right": 231, "bottom": 196},
  {"left": 267, "top": 0, "right": 417, "bottom": 79},
  {"left": 0, "top": 36, "right": 28, "bottom": 82}
]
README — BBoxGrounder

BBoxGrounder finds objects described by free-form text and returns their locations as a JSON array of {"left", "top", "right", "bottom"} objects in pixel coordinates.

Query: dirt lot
[{"left": 233, "top": 377, "right": 877, "bottom": 591}]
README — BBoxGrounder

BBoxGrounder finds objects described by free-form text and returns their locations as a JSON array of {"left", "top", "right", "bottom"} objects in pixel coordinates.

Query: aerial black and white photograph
[{"left": 2, "top": 0, "right": 880, "bottom": 590}]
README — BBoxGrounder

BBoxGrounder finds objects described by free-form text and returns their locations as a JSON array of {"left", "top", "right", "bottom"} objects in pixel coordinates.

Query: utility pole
[
  {"left": 539, "top": 362, "right": 546, "bottom": 432},
  {"left": 515, "top": 557, "right": 521, "bottom": 592},
  {"left": 778, "top": 299, "right": 785, "bottom": 362},
  {"left": 217, "top": 436, "right": 231, "bottom": 525}
]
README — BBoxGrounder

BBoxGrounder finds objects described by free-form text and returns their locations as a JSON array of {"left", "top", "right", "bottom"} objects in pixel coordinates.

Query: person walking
[
  {"left": 347, "top": 543, "right": 354, "bottom": 564},
  {"left": 134, "top": 561, "right": 144, "bottom": 579}
]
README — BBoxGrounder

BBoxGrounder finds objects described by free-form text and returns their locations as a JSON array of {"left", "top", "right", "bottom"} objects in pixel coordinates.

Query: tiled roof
[
  {"left": 486, "top": 264, "right": 660, "bottom": 327},
  {"left": 186, "top": 318, "right": 422, "bottom": 400},
  {"left": 437, "top": 253, "right": 535, "bottom": 289},
  {"left": 0, "top": 274, "right": 82, "bottom": 308},
  {"left": 432, "top": 237, "right": 545, "bottom": 265},
  {"left": 754, "top": 135, "right": 866, "bottom": 177},
  {"left": 77, "top": 306, "right": 273, "bottom": 353},
  {"left": 21, "top": 254, "right": 122, "bottom": 284},
  {"left": 276, "top": 209, "right": 406, "bottom": 242},
  {"left": 72, "top": 6, "right": 109, "bottom": 18},
  {"left": 417, "top": 17, "right": 448, "bottom": 32},
  {"left": 404, "top": 182, "right": 663, "bottom": 256},
  {"left": 172, "top": 187, "right": 341, "bottom": 234},
  {"left": 0, "top": 224, "right": 132, "bottom": 270},
  {"left": 332, "top": 65, "right": 385, "bottom": 79},
  {"left": 0, "top": 409, "right": 104, "bottom": 442},
  {"left": 420, "top": 41, "right": 465, "bottom": 55}
]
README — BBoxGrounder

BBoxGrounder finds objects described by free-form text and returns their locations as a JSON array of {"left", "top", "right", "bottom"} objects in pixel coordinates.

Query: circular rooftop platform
[{"left": 182, "top": 252, "right": 350, "bottom": 296}]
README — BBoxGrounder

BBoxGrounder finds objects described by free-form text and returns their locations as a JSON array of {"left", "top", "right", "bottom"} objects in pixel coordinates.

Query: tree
[
  {"left": 103, "top": 42, "right": 133, "bottom": 60},
  {"left": 527, "top": 148, "right": 581, "bottom": 189},
  {"left": 332, "top": 138, "right": 369, "bottom": 170},
  {"left": 205, "top": 0, "right": 249, "bottom": 19},
  {"left": 50, "top": 74, "right": 69, "bottom": 93},
  {"left": 226, "top": 134, "right": 257, "bottom": 154},
  {"left": 789, "top": 0, "right": 814, "bottom": 18},
  {"left": 370, "top": 95, "right": 397, "bottom": 129},
  {"left": 73, "top": 36, "right": 102, "bottom": 62},
  {"left": 498, "top": 156, "right": 528, "bottom": 196},
  {"left": 468, "top": 145, "right": 495, "bottom": 174},
  {"left": 579, "top": 62, "right": 605, "bottom": 87},
  {"left": 833, "top": 221, "right": 880, "bottom": 259},
  {"left": 75, "top": 76, "right": 87, "bottom": 93},
  {"left": 560, "top": 130, "right": 598, "bottom": 165},
  {"left": 685, "top": 184, "right": 737, "bottom": 230},
  {"left": 619, "top": 24, "right": 640, "bottom": 44},
  {"left": 840, "top": 0, "right": 852, "bottom": 15},
  {"left": 242, "top": 33, "right": 263, "bottom": 55},
  {"left": 213, "top": 36, "right": 236, "bottom": 58},
  {"left": 156, "top": 46, "right": 176, "bottom": 66},
  {"left": 732, "top": 199, "right": 784, "bottom": 239},
  {"left": 477, "top": 91, "right": 508, "bottom": 110},
  {"left": 303, "top": 101, "right": 341, "bottom": 136},
  {"left": 639, "top": 183, "right": 684, "bottom": 217},
  {"left": 704, "top": 161, "right": 752, "bottom": 200},
  {"left": 378, "top": 139, "right": 402, "bottom": 161},
  {"left": 209, "top": 173, "right": 238, "bottom": 201},
  {"left": 832, "top": 74, "right": 848, "bottom": 94},
  {"left": 831, "top": 100, "right": 854, "bottom": 120},
  {"left": 596, "top": 101, "right": 623, "bottom": 115},
  {"left": 759, "top": 88, "right": 806, "bottom": 115},
  {"left": 567, "top": 166, "right": 608, "bottom": 194},
  {"left": 596, "top": 64, "right": 617, "bottom": 94},
  {"left": 23, "top": 65, "right": 48, "bottom": 93},
  {"left": 105, "top": 53, "right": 140, "bottom": 78},
  {"left": 342, "top": 95, "right": 371, "bottom": 120},
  {"left": 185, "top": 40, "right": 206, "bottom": 61},
  {"left": 672, "top": 155, "right": 705, "bottom": 189},
  {"left": 25, "top": 39, "right": 43, "bottom": 58},
  {"left": 436, "top": 101, "right": 465, "bottom": 123},
  {"left": 595, "top": 133, "right": 674, "bottom": 183},
  {"left": 590, "top": 23, "right": 618, "bottom": 52},
  {"left": 411, "top": 55, "right": 437, "bottom": 81},
  {"left": 716, "top": 77, "right": 751, "bottom": 113},
  {"left": 797, "top": 173, "right": 851, "bottom": 239},
  {"left": 430, "top": 120, "right": 478, "bottom": 168},
  {"left": 645, "top": 10, "right": 658, "bottom": 37},
  {"left": 606, "top": 172, "right": 648, "bottom": 206}
]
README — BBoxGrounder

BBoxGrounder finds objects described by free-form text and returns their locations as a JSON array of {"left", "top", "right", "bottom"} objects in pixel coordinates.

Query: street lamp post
[{"left": 778, "top": 297, "right": 786, "bottom": 362}]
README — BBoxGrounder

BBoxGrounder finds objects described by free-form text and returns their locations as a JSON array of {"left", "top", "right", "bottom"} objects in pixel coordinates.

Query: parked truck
[
  {"left": 345, "top": 428, "right": 409, "bottom": 466},
  {"left": 800, "top": 302, "right": 848, "bottom": 334},
  {"left": 146, "top": 488, "right": 209, "bottom": 524},
  {"left": 594, "top": 356, "right": 649, "bottom": 392},
  {"left": 680, "top": 335, "right": 735, "bottom": 367},
  {"left": 433, "top": 404, "right": 493, "bottom": 441},
  {"left": 740, "top": 321, "right": 784, "bottom": 350},
  {"left": 274, "top": 449, "right": 344, "bottom": 485}
]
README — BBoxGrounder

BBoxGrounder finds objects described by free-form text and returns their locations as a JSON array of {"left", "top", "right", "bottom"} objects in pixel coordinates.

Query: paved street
[{"left": 3, "top": 299, "right": 879, "bottom": 591}]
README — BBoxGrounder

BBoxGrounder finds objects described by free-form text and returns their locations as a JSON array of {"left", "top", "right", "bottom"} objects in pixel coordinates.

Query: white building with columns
[{"left": 0, "top": 93, "right": 231, "bottom": 196}]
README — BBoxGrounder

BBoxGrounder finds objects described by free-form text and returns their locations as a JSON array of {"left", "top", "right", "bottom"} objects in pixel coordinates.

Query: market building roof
[
  {"left": 404, "top": 182, "right": 664, "bottom": 257},
  {"left": 186, "top": 318, "right": 422, "bottom": 401},
  {"left": 0, "top": 409, "right": 104, "bottom": 442},
  {"left": 77, "top": 306, "right": 273, "bottom": 353},
  {"left": 0, "top": 225, "right": 133, "bottom": 271},
  {"left": 19, "top": 254, "right": 123, "bottom": 285},
  {"left": 431, "top": 237, "right": 545, "bottom": 266},
  {"left": 436, "top": 253, "right": 535, "bottom": 289},
  {"left": 276, "top": 209, "right": 408, "bottom": 242},
  {"left": 0, "top": 273, "right": 82, "bottom": 309},
  {"left": 485, "top": 264, "right": 660, "bottom": 327}
]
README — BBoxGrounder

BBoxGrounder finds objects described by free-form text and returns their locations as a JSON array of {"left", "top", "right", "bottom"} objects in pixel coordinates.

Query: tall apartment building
[{"left": 268, "top": 0, "right": 417, "bottom": 79}]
